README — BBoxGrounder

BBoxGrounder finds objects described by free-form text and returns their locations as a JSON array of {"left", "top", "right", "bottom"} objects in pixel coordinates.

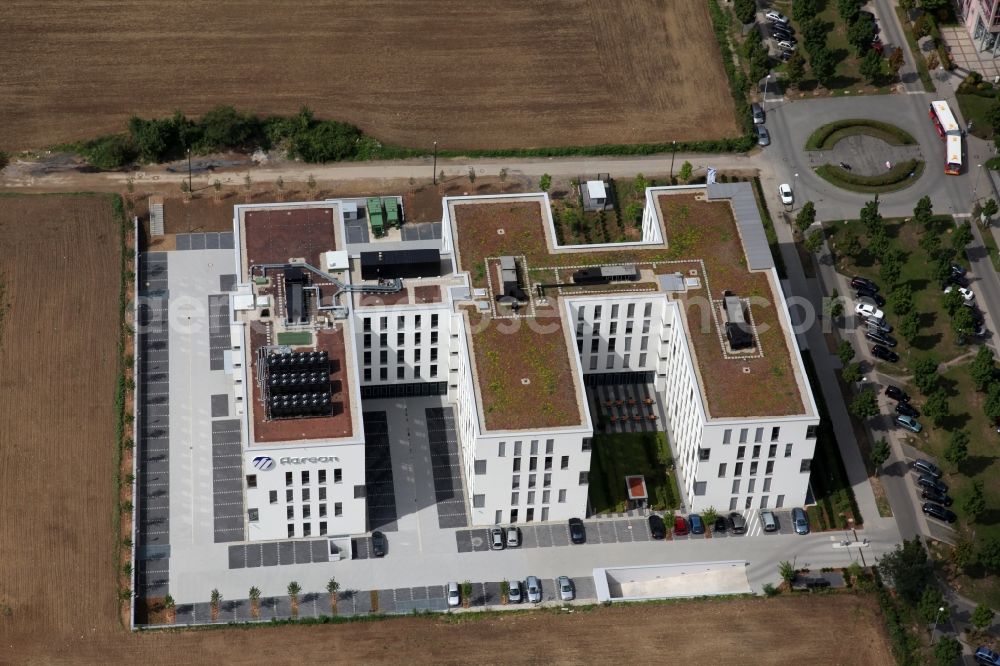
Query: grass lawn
[
  {"left": 981, "top": 221, "right": 1000, "bottom": 272},
  {"left": 276, "top": 331, "right": 313, "bottom": 346},
  {"left": 588, "top": 431, "right": 680, "bottom": 513},
  {"left": 895, "top": 7, "right": 936, "bottom": 93},
  {"left": 825, "top": 214, "right": 965, "bottom": 369},
  {"left": 957, "top": 93, "right": 997, "bottom": 142}
]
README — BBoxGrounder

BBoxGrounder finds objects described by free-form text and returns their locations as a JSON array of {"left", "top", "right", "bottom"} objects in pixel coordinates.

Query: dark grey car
[
  {"left": 751, "top": 102, "right": 765, "bottom": 125},
  {"left": 756, "top": 125, "right": 770, "bottom": 146}
]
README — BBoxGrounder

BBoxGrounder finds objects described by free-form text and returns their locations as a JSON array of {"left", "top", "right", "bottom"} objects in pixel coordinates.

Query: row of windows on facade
[
  {"left": 363, "top": 364, "right": 439, "bottom": 382},
  {"left": 244, "top": 514, "right": 335, "bottom": 538},
  {"left": 698, "top": 442, "right": 792, "bottom": 464},
  {"left": 244, "top": 501, "right": 344, "bottom": 521},
  {"left": 246, "top": 468, "right": 342, "bottom": 489},
  {"left": 362, "top": 330, "right": 440, "bottom": 349},
  {"left": 364, "top": 347, "right": 440, "bottom": 366},
  {"left": 577, "top": 320, "right": 653, "bottom": 339},
  {"left": 579, "top": 335, "right": 651, "bottom": 354},
  {"left": 363, "top": 314, "right": 440, "bottom": 332},
  {"left": 497, "top": 507, "right": 551, "bottom": 523},
  {"left": 721, "top": 425, "right": 817, "bottom": 445},
  {"left": 729, "top": 494, "right": 784, "bottom": 511},
  {"left": 577, "top": 302, "right": 654, "bottom": 321},
  {"left": 585, "top": 352, "right": 648, "bottom": 371}
]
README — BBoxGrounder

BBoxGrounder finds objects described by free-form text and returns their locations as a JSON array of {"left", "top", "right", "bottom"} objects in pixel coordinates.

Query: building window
[
  {"left": 430, "top": 364, "right": 438, "bottom": 378},
  {"left": 771, "top": 427, "right": 780, "bottom": 442},
  {"left": 303, "top": 505, "right": 311, "bottom": 519},
  {"left": 594, "top": 305, "right": 603, "bottom": 318},
  {"left": 608, "top": 338, "right": 617, "bottom": 351},
  {"left": 379, "top": 333, "right": 387, "bottom": 346},
  {"left": 737, "top": 446, "right": 745, "bottom": 459},
  {"left": 541, "top": 507, "right": 549, "bottom": 521},
  {"left": 766, "top": 460, "right": 774, "bottom": 475},
  {"left": 512, "top": 475, "right": 520, "bottom": 489},
  {"left": 415, "top": 349, "right": 422, "bottom": 362},
  {"left": 748, "top": 479, "right": 756, "bottom": 493},
  {"left": 363, "top": 318, "right": 372, "bottom": 332},
  {"left": 609, "top": 321, "right": 618, "bottom": 335},
  {"left": 397, "top": 367, "right": 405, "bottom": 379},
  {"left": 320, "top": 521, "right": 327, "bottom": 535},
  {"left": 286, "top": 488, "right": 293, "bottom": 502},
  {"left": 397, "top": 316, "right": 405, "bottom": 328},
  {"left": 334, "top": 468, "right": 342, "bottom": 483},
  {"left": 730, "top": 497, "right": 738, "bottom": 511},
  {"left": 511, "top": 509, "right": 519, "bottom": 522},
  {"left": 319, "top": 487, "right": 327, "bottom": 501},
  {"left": 511, "top": 492, "right": 519, "bottom": 505},
  {"left": 363, "top": 368, "right": 372, "bottom": 382},
  {"left": 319, "top": 469, "right": 327, "bottom": 484},
  {"left": 579, "top": 471, "right": 589, "bottom": 485},
  {"left": 528, "top": 474, "right": 536, "bottom": 488},
  {"left": 806, "top": 425, "right": 818, "bottom": 439},
  {"left": 288, "top": 524, "right": 295, "bottom": 538},
  {"left": 529, "top": 457, "right": 537, "bottom": 471},
  {"left": 499, "top": 441, "right": 506, "bottom": 457},
  {"left": 431, "top": 348, "right": 438, "bottom": 361},
  {"left": 768, "top": 444, "right": 777, "bottom": 458},
  {"left": 526, "top": 508, "right": 535, "bottom": 522},
  {"left": 582, "top": 438, "right": 592, "bottom": 451},
  {"left": 545, "top": 439, "right": 554, "bottom": 454},
  {"left": 763, "top": 477, "right": 772, "bottom": 492},
  {"left": 301, "top": 471, "right": 309, "bottom": 485},
  {"left": 752, "top": 445, "right": 760, "bottom": 459},
  {"left": 530, "top": 440, "right": 539, "bottom": 455},
  {"left": 334, "top": 502, "right": 343, "bottom": 516},
  {"left": 431, "top": 331, "right": 438, "bottom": 344},
  {"left": 379, "top": 316, "right": 387, "bottom": 330},
  {"left": 750, "top": 461, "right": 758, "bottom": 475},
  {"left": 731, "top": 479, "right": 740, "bottom": 494},
  {"left": 248, "top": 508, "right": 259, "bottom": 522},
  {"left": 269, "top": 490, "right": 278, "bottom": 504},
  {"left": 319, "top": 503, "right": 327, "bottom": 517},
  {"left": 431, "top": 313, "right": 439, "bottom": 328},
  {"left": 380, "top": 367, "right": 388, "bottom": 381},
  {"left": 776, "top": 494, "right": 785, "bottom": 508},
  {"left": 745, "top": 497, "right": 753, "bottom": 509},
  {"left": 363, "top": 334, "right": 372, "bottom": 349},
  {"left": 785, "top": 443, "right": 793, "bottom": 458},
  {"left": 246, "top": 474, "right": 257, "bottom": 488},
  {"left": 606, "top": 356, "right": 615, "bottom": 370},
  {"left": 639, "top": 353, "right": 647, "bottom": 366},
  {"left": 723, "top": 429, "right": 732, "bottom": 445},
  {"left": 760, "top": 496, "right": 769, "bottom": 509},
  {"left": 718, "top": 463, "right": 727, "bottom": 477},
  {"left": 475, "top": 459, "right": 487, "bottom": 475},
  {"left": 739, "top": 428, "right": 748, "bottom": 443},
  {"left": 414, "top": 314, "right": 422, "bottom": 327},
  {"left": 589, "top": 356, "right": 598, "bottom": 371},
  {"left": 287, "top": 506, "right": 295, "bottom": 520},
  {"left": 590, "top": 339, "right": 599, "bottom": 353},
  {"left": 363, "top": 351, "right": 372, "bottom": 366},
  {"left": 561, "top": 455, "right": 569, "bottom": 470},
  {"left": 558, "top": 489, "right": 567, "bottom": 503},
  {"left": 514, "top": 441, "right": 522, "bottom": 456},
  {"left": 513, "top": 457, "right": 521, "bottom": 472},
  {"left": 527, "top": 491, "right": 535, "bottom": 504},
  {"left": 397, "top": 332, "right": 405, "bottom": 346},
  {"left": 415, "top": 332, "right": 421, "bottom": 345},
  {"left": 495, "top": 510, "right": 502, "bottom": 524},
  {"left": 302, "top": 488, "right": 310, "bottom": 502},
  {"left": 754, "top": 427, "right": 763, "bottom": 443},
  {"left": 285, "top": 471, "right": 293, "bottom": 486},
  {"left": 544, "top": 456, "right": 552, "bottom": 470},
  {"left": 735, "top": 462, "right": 743, "bottom": 476},
  {"left": 543, "top": 473, "right": 551, "bottom": 487},
  {"left": 698, "top": 448, "right": 710, "bottom": 462},
  {"left": 694, "top": 481, "right": 707, "bottom": 496},
  {"left": 640, "top": 336, "right": 649, "bottom": 351},
  {"left": 380, "top": 350, "right": 388, "bottom": 364},
  {"left": 800, "top": 459, "right": 812, "bottom": 473},
  {"left": 397, "top": 349, "right": 405, "bottom": 363}
]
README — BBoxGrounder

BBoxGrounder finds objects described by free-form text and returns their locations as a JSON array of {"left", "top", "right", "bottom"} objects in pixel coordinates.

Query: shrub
[
  {"left": 806, "top": 120, "right": 917, "bottom": 149},
  {"left": 816, "top": 160, "right": 922, "bottom": 190},
  {"left": 80, "top": 134, "right": 136, "bottom": 170}
]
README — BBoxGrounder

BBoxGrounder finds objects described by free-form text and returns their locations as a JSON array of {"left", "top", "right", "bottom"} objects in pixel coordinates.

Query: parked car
[
  {"left": 558, "top": 575, "right": 575, "bottom": 601},
  {"left": 568, "top": 517, "right": 586, "bottom": 544},
  {"left": 917, "top": 474, "right": 948, "bottom": 494},
  {"left": 895, "top": 402, "right": 920, "bottom": 418},
  {"left": 911, "top": 458, "right": 942, "bottom": 479},
  {"left": 371, "top": 531, "right": 387, "bottom": 558},
  {"left": 855, "top": 302, "right": 884, "bottom": 321},
  {"left": 770, "top": 21, "right": 794, "bottom": 36},
  {"left": 944, "top": 284, "right": 975, "bottom": 302},
  {"left": 526, "top": 576, "right": 541, "bottom": 603},
  {"left": 490, "top": 526, "right": 506, "bottom": 550},
  {"left": 751, "top": 102, "right": 765, "bottom": 125},
  {"left": 770, "top": 30, "right": 797, "bottom": 43},
  {"left": 729, "top": 512, "right": 747, "bottom": 534},
  {"left": 507, "top": 580, "right": 522, "bottom": 603},
  {"left": 922, "top": 502, "right": 957, "bottom": 523},
  {"left": 791, "top": 507, "right": 810, "bottom": 535},
  {"left": 756, "top": 125, "right": 771, "bottom": 147},
  {"left": 766, "top": 10, "right": 789, "bottom": 24},
  {"left": 868, "top": 317, "right": 893, "bottom": 334},
  {"left": 952, "top": 263, "right": 968, "bottom": 278},
  {"left": 506, "top": 525, "right": 521, "bottom": 547},
  {"left": 871, "top": 345, "right": 899, "bottom": 363},
  {"left": 760, "top": 510, "right": 778, "bottom": 532},
  {"left": 779, "top": 49, "right": 794, "bottom": 61},
  {"left": 851, "top": 276, "right": 879, "bottom": 291},
  {"left": 648, "top": 514, "right": 667, "bottom": 540},
  {"left": 856, "top": 286, "right": 885, "bottom": 306},
  {"left": 446, "top": 581, "right": 461, "bottom": 607},
  {"left": 779, "top": 183, "right": 793, "bottom": 205},
  {"left": 975, "top": 646, "right": 1000, "bottom": 666},
  {"left": 865, "top": 330, "right": 897, "bottom": 348},
  {"left": 895, "top": 415, "right": 922, "bottom": 433},
  {"left": 948, "top": 273, "right": 969, "bottom": 288},
  {"left": 688, "top": 513, "right": 705, "bottom": 535},
  {"left": 921, "top": 489, "right": 953, "bottom": 507},
  {"left": 714, "top": 515, "right": 729, "bottom": 533},
  {"left": 673, "top": 514, "right": 689, "bottom": 536},
  {"left": 885, "top": 385, "right": 910, "bottom": 402},
  {"left": 776, "top": 39, "right": 796, "bottom": 51}
]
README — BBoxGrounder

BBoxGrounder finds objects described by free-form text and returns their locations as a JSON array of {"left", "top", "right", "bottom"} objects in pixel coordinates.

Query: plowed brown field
[{"left": 0, "top": 0, "right": 737, "bottom": 152}]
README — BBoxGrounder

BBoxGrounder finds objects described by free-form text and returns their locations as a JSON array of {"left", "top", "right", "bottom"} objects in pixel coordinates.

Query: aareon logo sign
[{"left": 251, "top": 456, "right": 276, "bottom": 471}]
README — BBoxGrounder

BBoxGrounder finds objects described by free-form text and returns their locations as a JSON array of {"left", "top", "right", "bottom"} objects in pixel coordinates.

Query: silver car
[
  {"left": 756, "top": 125, "right": 770, "bottom": 147},
  {"left": 507, "top": 580, "right": 522, "bottom": 603},
  {"left": 446, "top": 581, "right": 460, "bottom": 607},
  {"left": 506, "top": 525, "right": 521, "bottom": 547},
  {"left": 526, "top": 575, "right": 542, "bottom": 603},
  {"left": 490, "top": 526, "right": 505, "bottom": 550},
  {"left": 558, "top": 576, "right": 574, "bottom": 601}
]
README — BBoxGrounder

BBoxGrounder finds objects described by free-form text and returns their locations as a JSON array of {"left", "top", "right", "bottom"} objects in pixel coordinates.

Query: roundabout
[{"left": 805, "top": 119, "right": 925, "bottom": 194}]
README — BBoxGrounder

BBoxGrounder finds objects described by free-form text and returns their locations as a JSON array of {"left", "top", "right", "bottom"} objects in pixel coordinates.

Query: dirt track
[{"left": 0, "top": 0, "right": 737, "bottom": 151}]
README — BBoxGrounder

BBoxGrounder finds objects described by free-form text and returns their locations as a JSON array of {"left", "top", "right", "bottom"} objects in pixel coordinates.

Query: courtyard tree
[
  {"left": 878, "top": 537, "right": 933, "bottom": 604},
  {"left": 633, "top": 173, "right": 648, "bottom": 195},
  {"left": 499, "top": 167, "right": 508, "bottom": 192},
  {"left": 307, "top": 173, "right": 317, "bottom": 192},
  {"left": 871, "top": 438, "right": 891, "bottom": 476},
  {"left": 848, "top": 18, "right": 877, "bottom": 56},
  {"left": 961, "top": 479, "right": 986, "bottom": 521},
  {"left": 249, "top": 586, "right": 261, "bottom": 619},
  {"left": 785, "top": 52, "right": 807, "bottom": 89},
  {"left": 913, "top": 356, "right": 939, "bottom": 394},
  {"left": 288, "top": 581, "right": 301, "bottom": 617},
  {"left": 923, "top": 389, "right": 951, "bottom": 427},
  {"left": 837, "top": 340, "right": 856, "bottom": 366},
  {"left": 986, "top": 381, "right": 1000, "bottom": 420},
  {"left": 795, "top": 201, "right": 816, "bottom": 232},
  {"left": 971, "top": 344, "right": 996, "bottom": 391},
  {"left": 850, "top": 389, "right": 879, "bottom": 420},
  {"left": 837, "top": 0, "right": 862, "bottom": 23},
  {"left": 879, "top": 251, "right": 902, "bottom": 288},
  {"left": 860, "top": 50, "right": 883, "bottom": 84},
  {"left": 163, "top": 594, "right": 176, "bottom": 623},
  {"left": 468, "top": 166, "right": 477, "bottom": 187},
  {"left": 734, "top": 0, "right": 757, "bottom": 24},
  {"left": 703, "top": 507, "right": 719, "bottom": 530},
  {"left": 944, "top": 429, "right": 969, "bottom": 466},
  {"left": 841, "top": 361, "right": 862, "bottom": 383},
  {"left": 980, "top": 536, "right": 1000, "bottom": 572},
  {"left": 327, "top": 577, "right": 340, "bottom": 613},
  {"left": 805, "top": 228, "right": 824, "bottom": 254},
  {"left": 982, "top": 198, "right": 999, "bottom": 226},
  {"left": 952, "top": 305, "right": 975, "bottom": 337},
  {"left": 934, "top": 637, "right": 961, "bottom": 666},
  {"left": 890, "top": 284, "right": 913, "bottom": 316},
  {"left": 952, "top": 221, "right": 974, "bottom": 251},
  {"left": 914, "top": 195, "right": 933, "bottom": 222},
  {"left": 971, "top": 603, "right": 995, "bottom": 630},
  {"left": 888, "top": 47, "right": 905, "bottom": 78},
  {"left": 210, "top": 588, "right": 221, "bottom": 621},
  {"left": 918, "top": 586, "right": 948, "bottom": 624},
  {"left": 810, "top": 47, "right": 837, "bottom": 86}
]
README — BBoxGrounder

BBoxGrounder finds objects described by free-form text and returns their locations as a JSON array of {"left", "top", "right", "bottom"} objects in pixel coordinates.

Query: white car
[
  {"left": 777, "top": 40, "right": 796, "bottom": 51},
  {"left": 446, "top": 581, "right": 461, "bottom": 607},
  {"left": 526, "top": 575, "right": 542, "bottom": 603},
  {"left": 558, "top": 576, "right": 575, "bottom": 601},
  {"left": 779, "top": 183, "right": 793, "bottom": 205},
  {"left": 855, "top": 302, "right": 884, "bottom": 321},
  {"left": 944, "top": 285, "right": 975, "bottom": 302},
  {"left": 765, "top": 10, "right": 789, "bottom": 24},
  {"left": 507, "top": 580, "right": 522, "bottom": 604}
]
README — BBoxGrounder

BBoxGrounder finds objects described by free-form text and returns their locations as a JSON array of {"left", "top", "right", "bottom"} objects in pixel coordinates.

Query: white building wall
[
  {"left": 570, "top": 295, "right": 664, "bottom": 374},
  {"left": 354, "top": 306, "right": 452, "bottom": 385},
  {"left": 243, "top": 442, "right": 367, "bottom": 540}
]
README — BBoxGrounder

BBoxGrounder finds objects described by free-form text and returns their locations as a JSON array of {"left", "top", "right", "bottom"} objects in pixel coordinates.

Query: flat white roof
[{"left": 586, "top": 180, "right": 607, "bottom": 200}]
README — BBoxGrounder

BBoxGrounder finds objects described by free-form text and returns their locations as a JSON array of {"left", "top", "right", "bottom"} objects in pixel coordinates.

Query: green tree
[
  {"left": 888, "top": 47, "right": 905, "bottom": 78},
  {"left": 933, "top": 258, "right": 955, "bottom": 286},
  {"left": 980, "top": 536, "right": 1000, "bottom": 571},
  {"left": 878, "top": 538, "right": 933, "bottom": 604},
  {"left": 899, "top": 0, "right": 915, "bottom": 14},
  {"left": 633, "top": 173, "right": 647, "bottom": 195},
  {"left": 249, "top": 586, "right": 261, "bottom": 602},
  {"left": 953, "top": 305, "right": 975, "bottom": 337},
  {"left": 860, "top": 49, "right": 883, "bottom": 83},
  {"left": 961, "top": 479, "right": 986, "bottom": 520},
  {"left": 848, "top": 19, "right": 877, "bottom": 56},
  {"left": 841, "top": 231, "right": 861, "bottom": 258},
  {"left": 924, "top": 389, "right": 951, "bottom": 427},
  {"left": 900, "top": 310, "right": 921, "bottom": 344},
  {"left": 942, "top": 288, "right": 964, "bottom": 316},
  {"left": 734, "top": 0, "right": 757, "bottom": 24},
  {"left": 860, "top": 199, "right": 883, "bottom": 233},
  {"left": 805, "top": 228, "right": 824, "bottom": 253},
  {"left": 307, "top": 174, "right": 317, "bottom": 192},
  {"left": 914, "top": 195, "right": 934, "bottom": 220},
  {"left": 793, "top": 0, "right": 819, "bottom": 21},
  {"left": 982, "top": 198, "right": 999, "bottom": 225},
  {"left": 971, "top": 603, "right": 995, "bottom": 630},
  {"left": 890, "top": 284, "right": 913, "bottom": 316},
  {"left": 779, "top": 560, "right": 796, "bottom": 584},
  {"left": 810, "top": 47, "right": 837, "bottom": 85},
  {"left": 539, "top": 173, "right": 552, "bottom": 191},
  {"left": 703, "top": 506, "right": 719, "bottom": 528},
  {"left": 287, "top": 581, "right": 301, "bottom": 604},
  {"left": 841, "top": 361, "right": 862, "bottom": 383},
  {"left": 210, "top": 588, "right": 221, "bottom": 610},
  {"left": 871, "top": 438, "right": 891, "bottom": 475},
  {"left": 953, "top": 534, "right": 976, "bottom": 568},
  {"left": 468, "top": 166, "right": 477, "bottom": 186},
  {"left": 803, "top": 18, "right": 829, "bottom": 54},
  {"left": 785, "top": 52, "right": 807, "bottom": 89},
  {"left": 934, "top": 637, "right": 961, "bottom": 666},
  {"left": 971, "top": 344, "right": 996, "bottom": 391},
  {"left": 919, "top": 229, "right": 941, "bottom": 256},
  {"left": 624, "top": 201, "right": 643, "bottom": 224},
  {"left": 913, "top": 356, "right": 939, "bottom": 393},
  {"left": 986, "top": 381, "right": 1000, "bottom": 420},
  {"left": 327, "top": 577, "right": 340, "bottom": 611},
  {"left": 879, "top": 252, "right": 902, "bottom": 288},
  {"left": 945, "top": 429, "right": 969, "bottom": 465},
  {"left": 837, "top": 0, "right": 862, "bottom": 23},
  {"left": 795, "top": 201, "right": 817, "bottom": 232},
  {"left": 850, "top": 390, "right": 879, "bottom": 419},
  {"left": 918, "top": 586, "right": 948, "bottom": 623},
  {"left": 952, "top": 221, "right": 974, "bottom": 251},
  {"left": 868, "top": 234, "right": 889, "bottom": 262},
  {"left": 678, "top": 161, "right": 693, "bottom": 183},
  {"left": 837, "top": 340, "right": 856, "bottom": 366}
]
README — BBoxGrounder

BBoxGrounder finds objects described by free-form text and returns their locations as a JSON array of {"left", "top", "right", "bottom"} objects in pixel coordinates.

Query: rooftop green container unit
[
  {"left": 366, "top": 197, "right": 385, "bottom": 237},
  {"left": 383, "top": 197, "right": 401, "bottom": 228}
]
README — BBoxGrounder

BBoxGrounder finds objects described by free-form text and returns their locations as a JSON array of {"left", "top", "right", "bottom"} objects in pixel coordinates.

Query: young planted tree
[
  {"left": 952, "top": 303, "right": 975, "bottom": 337},
  {"left": 163, "top": 594, "right": 176, "bottom": 624},
  {"left": 327, "top": 577, "right": 340, "bottom": 614},
  {"left": 860, "top": 50, "right": 883, "bottom": 84},
  {"left": 468, "top": 167, "right": 477, "bottom": 187},
  {"left": 945, "top": 429, "right": 969, "bottom": 466},
  {"left": 982, "top": 199, "right": 999, "bottom": 226},
  {"left": 734, "top": 0, "right": 757, "bottom": 24},
  {"left": 805, "top": 228, "right": 824, "bottom": 254},
  {"left": 499, "top": 167, "right": 508, "bottom": 193},
  {"left": 678, "top": 161, "right": 693, "bottom": 183},
  {"left": 971, "top": 344, "right": 997, "bottom": 391},
  {"left": 633, "top": 173, "right": 648, "bottom": 195},
  {"left": 212, "top": 178, "right": 222, "bottom": 201},
  {"left": 307, "top": 173, "right": 317, "bottom": 193},
  {"left": 986, "top": 382, "right": 1000, "bottom": 421},
  {"left": 952, "top": 221, "right": 974, "bottom": 251},
  {"left": 871, "top": 438, "right": 891, "bottom": 476},
  {"left": 539, "top": 173, "right": 552, "bottom": 192},
  {"left": 971, "top": 603, "right": 995, "bottom": 630},
  {"left": 961, "top": 479, "right": 986, "bottom": 520},
  {"left": 879, "top": 538, "right": 933, "bottom": 604},
  {"left": 933, "top": 637, "right": 961, "bottom": 666},
  {"left": 461, "top": 581, "right": 472, "bottom": 608},
  {"left": 841, "top": 361, "right": 862, "bottom": 383},
  {"left": 913, "top": 356, "right": 940, "bottom": 394},
  {"left": 924, "top": 389, "right": 951, "bottom": 427},
  {"left": 785, "top": 52, "right": 807, "bottom": 89},
  {"left": 703, "top": 507, "right": 719, "bottom": 531},
  {"left": 850, "top": 390, "right": 879, "bottom": 420},
  {"left": 795, "top": 201, "right": 817, "bottom": 233},
  {"left": 243, "top": 173, "right": 253, "bottom": 203},
  {"left": 848, "top": 19, "right": 877, "bottom": 56},
  {"left": 779, "top": 560, "right": 796, "bottom": 585},
  {"left": 287, "top": 581, "right": 301, "bottom": 617},
  {"left": 837, "top": 340, "right": 856, "bottom": 366},
  {"left": 249, "top": 586, "right": 261, "bottom": 619},
  {"left": 210, "top": 588, "right": 221, "bottom": 621},
  {"left": 810, "top": 47, "right": 837, "bottom": 87},
  {"left": 918, "top": 586, "right": 948, "bottom": 623}
]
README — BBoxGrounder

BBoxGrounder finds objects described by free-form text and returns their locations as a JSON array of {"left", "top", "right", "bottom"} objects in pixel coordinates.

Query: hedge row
[
  {"left": 707, "top": 0, "right": 756, "bottom": 139},
  {"left": 816, "top": 159, "right": 922, "bottom": 191},
  {"left": 805, "top": 119, "right": 917, "bottom": 150}
]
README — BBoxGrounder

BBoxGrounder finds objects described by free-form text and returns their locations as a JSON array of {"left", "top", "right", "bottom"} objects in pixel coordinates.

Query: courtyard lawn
[
  {"left": 588, "top": 431, "right": 679, "bottom": 513},
  {"left": 957, "top": 93, "right": 997, "bottom": 142}
]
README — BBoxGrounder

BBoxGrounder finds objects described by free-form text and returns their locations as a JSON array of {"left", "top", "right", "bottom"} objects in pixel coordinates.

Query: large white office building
[{"left": 223, "top": 182, "right": 818, "bottom": 541}]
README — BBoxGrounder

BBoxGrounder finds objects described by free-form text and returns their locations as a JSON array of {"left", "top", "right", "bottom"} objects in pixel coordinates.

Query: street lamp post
[
  {"left": 187, "top": 148, "right": 193, "bottom": 194},
  {"left": 432, "top": 141, "right": 438, "bottom": 185},
  {"left": 930, "top": 605, "right": 946, "bottom": 640},
  {"left": 764, "top": 74, "right": 771, "bottom": 104},
  {"left": 670, "top": 141, "right": 677, "bottom": 181},
  {"left": 973, "top": 163, "right": 984, "bottom": 208}
]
